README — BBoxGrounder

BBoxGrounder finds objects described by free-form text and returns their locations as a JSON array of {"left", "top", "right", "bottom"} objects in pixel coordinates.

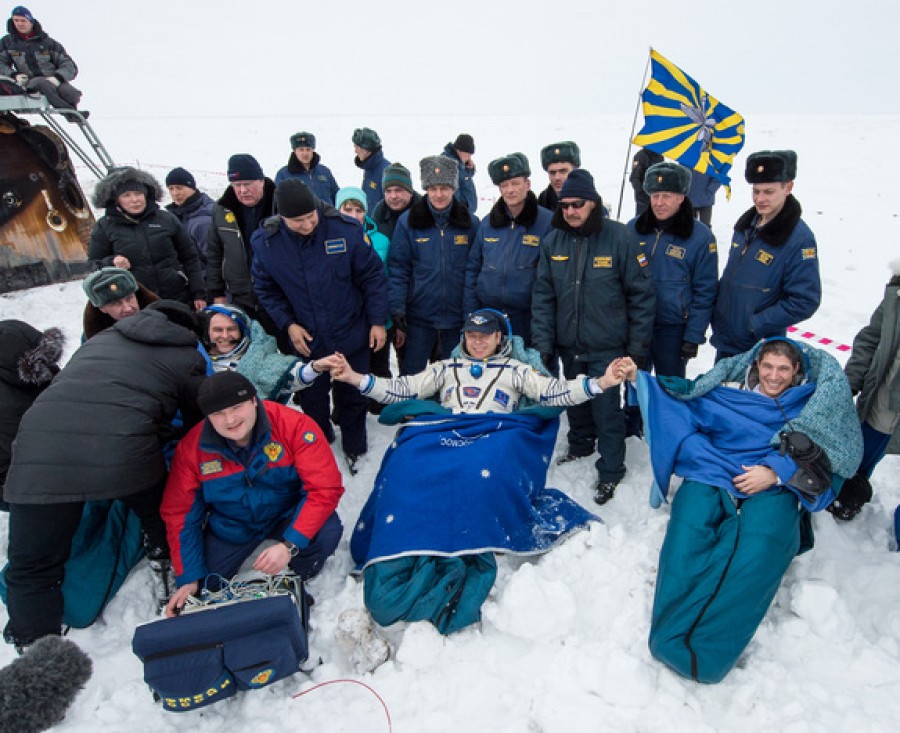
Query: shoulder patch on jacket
[
  {"left": 368, "top": 181, "right": 377, "bottom": 190},
  {"left": 665, "top": 244, "right": 686, "bottom": 260},
  {"left": 755, "top": 249, "right": 774, "bottom": 266},
  {"left": 302, "top": 431, "right": 317, "bottom": 444},
  {"left": 709, "top": 241, "right": 717, "bottom": 253},
  {"left": 801, "top": 247, "right": 817, "bottom": 260},
  {"left": 637, "top": 253, "right": 648, "bottom": 267},
  {"left": 263, "top": 442, "right": 283, "bottom": 462},
  {"left": 200, "top": 460, "right": 223, "bottom": 475},
  {"left": 593, "top": 256, "right": 613, "bottom": 268},
  {"left": 225, "top": 212, "right": 236, "bottom": 224},
  {"left": 325, "top": 238, "right": 347, "bottom": 254},
  {"left": 521, "top": 235, "right": 540, "bottom": 247}
]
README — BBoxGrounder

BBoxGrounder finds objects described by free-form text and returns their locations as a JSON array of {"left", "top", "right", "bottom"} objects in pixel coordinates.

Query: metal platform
[{"left": 0, "top": 93, "right": 115, "bottom": 178}]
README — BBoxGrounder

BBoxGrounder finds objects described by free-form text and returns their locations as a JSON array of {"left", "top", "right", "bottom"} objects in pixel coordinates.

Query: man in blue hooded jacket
[
  {"left": 251, "top": 179, "right": 388, "bottom": 471},
  {"left": 352, "top": 127, "right": 391, "bottom": 213}
]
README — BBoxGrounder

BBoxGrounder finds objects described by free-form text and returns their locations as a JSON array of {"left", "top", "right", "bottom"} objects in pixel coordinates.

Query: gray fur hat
[
  {"left": 352, "top": 127, "right": 381, "bottom": 151},
  {"left": 92, "top": 166, "right": 162, "bottom": 208},
  {"left": 745, "top": 150, "right": 798, "bottom": 184},
  {"left": 643, "top": 160, "right": 691, "bottom": 195},
  {"left": 420, "top": 155, "right": 458, "bottom": 190}
]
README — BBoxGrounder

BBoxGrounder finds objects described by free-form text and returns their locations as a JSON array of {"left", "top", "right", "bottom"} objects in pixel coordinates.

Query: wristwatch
[{"left": 281, "top": 540, "right": 299, "bottom": 557}]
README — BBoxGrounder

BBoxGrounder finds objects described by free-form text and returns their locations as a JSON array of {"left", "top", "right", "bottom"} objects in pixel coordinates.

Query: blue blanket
[
  {"left": 636, "top": 339, "right": 862, "bottom": 512},
  {"left": 350, "top": 410, "right": 599, "bottom": 570}
]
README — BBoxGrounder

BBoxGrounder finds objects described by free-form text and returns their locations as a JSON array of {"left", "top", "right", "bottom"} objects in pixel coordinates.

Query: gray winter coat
[
  {"left": 0, "top": 18, "right": 77, "bottom": 81},
  {"left": 844, "top": 263, "right": 900, "bottom": 453}
]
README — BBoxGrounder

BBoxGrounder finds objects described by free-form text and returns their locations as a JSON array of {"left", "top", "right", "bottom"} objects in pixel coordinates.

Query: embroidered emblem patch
[
  {"left": 462, "top": 386, "right": 481, "bottom": 398},
  {"left": 484, "top": 237, "right": 500, "bottom": 243},
  {"left": 665, "top": 244, "right": 686, "bottom": 260},
  {"left": 801, "top": 247, "right": 817, "bottom": 260},
  {"left": 249, "top": 668, "right": 275, "bottom": 687},
  {"left": 594, "top": 256, "right": 612, "bottom": 268},
  {"left": 453, "top": 235, "right": 469, "bottom": 245},
  {"left": 200, "top": 460, "right": 223, "bottom": 475},
  {"left": 225, "top": 212, "right": 236, "bottom": 224},
  {"left": 551, "top": 255, "right": 569, "bottom": 261},
  {"left": 325, "top": 238, "right": 347, "bottom": 254},
  {"left": 263, "top": 442, "right": 283, "bottom": 462},
  {"left": 637, "top": 253, "right": 648, "bottom": 267},
  {"left": 755, "top": 249, "right": 774, "bottom": 266},
  {"left": 521, "top": 235, "right": 540, "bottom": 246},
  {"left": 302, "top": 432, "right": 316, "bottom": 444},
  {"left": 709, "top": 241, "right": 717, "bottom": 253},
  {"left": 493, "top": 389, "right": 510, "bottom": 408},
  {"left": 415, "top": 237, "right": 431, "bottom": 243},
  {"left": 368, "top": 181, "right": 377, "bottom": 189}
]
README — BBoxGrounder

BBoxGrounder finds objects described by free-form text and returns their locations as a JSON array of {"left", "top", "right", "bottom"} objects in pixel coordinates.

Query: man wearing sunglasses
[{"left": 532, "top": 170, "right": 656, "bottom": 505}]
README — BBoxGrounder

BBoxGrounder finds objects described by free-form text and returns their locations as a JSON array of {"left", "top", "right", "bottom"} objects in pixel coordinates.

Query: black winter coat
[
  {"left": 4, "top": 309, "right": 207, "bottom": 504},
  {"left": 88, "top": 202, "right": 205, "bottom": 305}
]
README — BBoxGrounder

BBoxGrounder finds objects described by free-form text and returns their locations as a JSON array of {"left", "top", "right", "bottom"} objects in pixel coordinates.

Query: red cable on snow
[{"left": 292, "top": 678, "right": 392, "bottom": 732}]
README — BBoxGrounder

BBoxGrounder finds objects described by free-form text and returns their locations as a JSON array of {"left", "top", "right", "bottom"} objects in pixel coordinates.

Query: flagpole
[{"left": 615, "top": 48, "right": 653, "bottom": 221}]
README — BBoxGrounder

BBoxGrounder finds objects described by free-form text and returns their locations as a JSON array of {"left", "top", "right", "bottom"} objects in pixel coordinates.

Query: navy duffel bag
[{"left": 132, "top": 593, "right": 307, "bottom": 711}]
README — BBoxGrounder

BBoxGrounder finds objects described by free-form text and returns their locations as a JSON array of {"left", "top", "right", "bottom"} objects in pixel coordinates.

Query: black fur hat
[
  {"left": 92, "top": 166, "right": 162, "bottom": 208},
  {"left": 643, "top": 160, "right": 691, "bottom": 195},
  {"left": 745, "top": 150, "right": 797, "bottom": 184},
  {"left": 0, "top": 320, "right": 64, "bottom": 387}
]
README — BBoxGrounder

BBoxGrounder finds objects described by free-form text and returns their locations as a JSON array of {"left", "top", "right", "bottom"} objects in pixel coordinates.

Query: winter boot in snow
[
  {"left": 593, "top": 479, "right": 619, "bottom": 506},
  {"left": 826, "top": 473, "right": 873, "bottom": 521},
  {"left": 335, "top": 608, "right": 392, "bottom": 674},
  {"left": 145, "top": 545, "right": 175, "bottom": 610}
]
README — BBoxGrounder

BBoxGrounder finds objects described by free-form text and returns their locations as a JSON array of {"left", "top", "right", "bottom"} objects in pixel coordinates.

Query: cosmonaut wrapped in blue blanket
[
  {"left": 350, "top": 403, "right": 599, "bottom": 634},
  {"left": 631, "top": 338, "right": 862, "bottom": 682}
]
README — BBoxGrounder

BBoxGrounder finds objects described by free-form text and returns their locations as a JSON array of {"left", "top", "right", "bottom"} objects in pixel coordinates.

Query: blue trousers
[
  {"left": 650, "top": 323, "right": 687, "bottom": 379},
  {"left": 402, "top": 322, "right": 459, "bottom": 375},
  {"left": 297, "top": 345, "right": 369, "bottom": 455},
  {"left": 204, "top": 511, "right": 343, "bottom": 584},
  {"left": 561, "top": 351, "right": 625, "bottom": 482},
  {"left": 859, "top": 420, "right": 892, "bottom": 478}
]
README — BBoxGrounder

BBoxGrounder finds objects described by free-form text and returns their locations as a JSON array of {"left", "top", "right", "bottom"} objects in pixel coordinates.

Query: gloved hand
[
  {"left": 14, "top": 73, "right": 28, "bottom": 86},
  {"left": 628, "top": 354, "right": 648, "bottom": 371},
  {"left": 680, "top": 341, "right": 699, "bottom": 359},
  {"left": 391, "top": 314, "right": 408, "bottom": 333},
  {"left": 541, "top": 352, "right": 557, "bottom": 372}
]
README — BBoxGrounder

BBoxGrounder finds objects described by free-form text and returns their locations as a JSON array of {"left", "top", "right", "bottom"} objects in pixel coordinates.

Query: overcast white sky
[{"left": 28, "top": 0, "right": 899, "bottom": 119}]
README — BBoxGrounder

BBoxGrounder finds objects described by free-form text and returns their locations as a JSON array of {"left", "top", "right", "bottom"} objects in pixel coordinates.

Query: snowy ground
[{"left": 1, "top": 113, "right": 899, "bottom": 732}]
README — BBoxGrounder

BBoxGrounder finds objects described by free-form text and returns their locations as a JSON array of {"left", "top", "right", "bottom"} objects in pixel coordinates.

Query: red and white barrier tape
[{"left": 787, "top": 326, "right": 852, "bottom": 353}]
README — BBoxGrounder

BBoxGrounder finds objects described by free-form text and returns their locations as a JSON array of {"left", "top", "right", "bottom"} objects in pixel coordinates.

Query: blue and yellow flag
[{"left": 633, "top": 49, "right": 745, "bottom": 194}]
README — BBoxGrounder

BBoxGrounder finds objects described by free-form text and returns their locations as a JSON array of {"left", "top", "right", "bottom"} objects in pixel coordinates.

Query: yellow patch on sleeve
[
  {"left": 709, "top": 241, "right": 717, "bottom": 253},
  {"left": 636, "top": 253, "right": 648, "bottom": 267},
  {"left": 224, "top": 212, "right": 236, "bottom": 224},
  {"left": 801, "top": 247, "right": 817, "bottom": 260}
]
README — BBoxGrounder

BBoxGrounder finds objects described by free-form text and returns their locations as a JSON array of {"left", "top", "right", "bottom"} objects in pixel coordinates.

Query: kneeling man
[{"left": 162, "top": 371, "right": 345, "bottom": 617}]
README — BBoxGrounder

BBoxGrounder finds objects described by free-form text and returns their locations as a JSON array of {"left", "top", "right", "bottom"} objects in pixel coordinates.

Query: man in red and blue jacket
[{"left": 161, "top": 371, "right": 344, "bottom": 617}]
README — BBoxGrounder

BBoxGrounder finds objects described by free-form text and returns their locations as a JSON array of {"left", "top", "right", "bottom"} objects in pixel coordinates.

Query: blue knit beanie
[
  {"left": 165, "top": 167, "right": 196, "bottom": 189},
  {"left": 558, "top": 169, "right": 600, "bottom": 201},
  {"left": 227, "top": 154, "right": 264, "bottom": 182}
]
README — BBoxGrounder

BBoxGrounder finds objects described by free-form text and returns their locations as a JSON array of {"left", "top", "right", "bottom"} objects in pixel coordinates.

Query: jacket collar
[
  {"left": 551, "top": 198, "right": 605, "bottom": 236},
  {"left": 407, "top": 195, "right": 473, "bottom": 230},
  {"left": 633, "top": 198, "right": 695, "bottom": 238},
  {"left": 734, "top": 194, "right": 802, "bottom": 247},
  {"left": 488, "top": 190, "right": 540, "bottom": 228}
]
